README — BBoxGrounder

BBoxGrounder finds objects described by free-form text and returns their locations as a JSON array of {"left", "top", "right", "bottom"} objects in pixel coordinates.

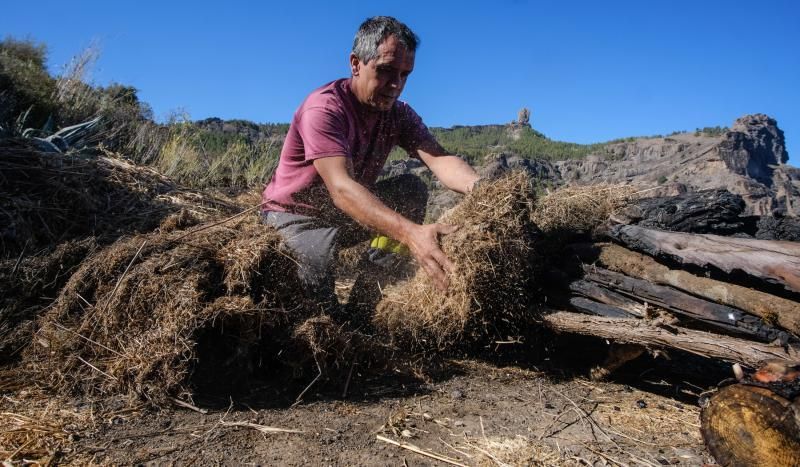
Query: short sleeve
[
  {"left": 296, "top": 106, "right": 351, "bottom": 160},
  {"left": 396, "top": 103, "right": 440, "bottom": 158}
]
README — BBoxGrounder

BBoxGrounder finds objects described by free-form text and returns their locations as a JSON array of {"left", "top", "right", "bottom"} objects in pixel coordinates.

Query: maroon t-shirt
[{"left": 262, "top": 78, "right": 438, "bottom": 214}]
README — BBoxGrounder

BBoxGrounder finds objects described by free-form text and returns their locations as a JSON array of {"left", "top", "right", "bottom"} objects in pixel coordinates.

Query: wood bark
[
  {"left": 567, "top": 296, "right": 637, "bottom": 318},
  {"left": 582, "top": 267, "right": 789, "bottom": 343},
  {"left": 543, "top": 311, "right": 800, "bottom": 368},
  {"left": 580, "top": 242, "right": 800, "bottom": 336},
  {"left": 568, "top": 279, "right": 646, "bottom": 317},
  {"left": 609, "top": 224, "right": 800, "bottom": 293}
]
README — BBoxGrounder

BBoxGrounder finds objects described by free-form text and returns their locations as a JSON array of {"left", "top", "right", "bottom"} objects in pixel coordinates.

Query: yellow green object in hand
[{"left": 370, "top": 235, "right": 410, "bottom": 256}]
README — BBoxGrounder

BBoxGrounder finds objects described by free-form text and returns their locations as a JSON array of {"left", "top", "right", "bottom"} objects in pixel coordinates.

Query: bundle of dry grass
[
  {"left": 0, "top": 137, "right": 239, "bottom": 259},
  {"left": 0, "top": 237, "right": 97, "bottom": 365},
  {"left": 530, "top": 184, "right": 635, "bottom": 235},
  {"left": 19, "top": 215, "right": 313, "bottom": 403},
  {"left": 374, "top": 172, "right": 539, "bottom": 349}
]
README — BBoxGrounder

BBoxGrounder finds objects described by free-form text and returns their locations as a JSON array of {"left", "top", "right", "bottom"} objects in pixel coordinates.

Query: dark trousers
[{"left": 263, "top": 174, "right": 428, "bottom": 310}]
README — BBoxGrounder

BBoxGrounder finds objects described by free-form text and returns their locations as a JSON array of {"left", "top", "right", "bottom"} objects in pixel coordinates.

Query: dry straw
[
  {"left": 0, "top": 137, "right": 239, "bottom": 259},
  {"left": 530, "top": 184, "right": 636, "bottom": 235},
  {"left": 374, "top": 172, "right": 539, "bottom": 349},
  {"left": 21, "top": 216, "right": 310, "bottom": 403}
]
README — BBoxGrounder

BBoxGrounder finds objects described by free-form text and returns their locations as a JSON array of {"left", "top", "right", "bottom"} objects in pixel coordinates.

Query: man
[{"left": 262, "top": 16, "right": 479, "bottom": 310}]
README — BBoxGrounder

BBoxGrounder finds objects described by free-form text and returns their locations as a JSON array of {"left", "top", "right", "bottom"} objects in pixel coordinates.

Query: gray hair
[{"left": 352, "top": 16, "right": 419, "bottom": 64}]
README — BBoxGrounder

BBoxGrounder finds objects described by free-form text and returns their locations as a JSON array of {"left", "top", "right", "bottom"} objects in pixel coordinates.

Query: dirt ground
[{"left": 2, "top": 338, "right": 723, "bottom": 466}]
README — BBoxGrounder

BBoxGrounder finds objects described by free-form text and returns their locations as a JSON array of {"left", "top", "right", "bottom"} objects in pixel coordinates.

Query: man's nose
[{"left": 388, "top": 72, "right": 404, "bottom": 88}]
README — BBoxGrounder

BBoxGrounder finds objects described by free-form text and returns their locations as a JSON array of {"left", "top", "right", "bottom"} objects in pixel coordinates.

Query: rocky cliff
[{"left": 553, "top": 114, "right": 799, "bottom": 216}]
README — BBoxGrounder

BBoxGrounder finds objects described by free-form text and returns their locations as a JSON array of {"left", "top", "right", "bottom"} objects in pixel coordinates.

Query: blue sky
[{"left": 3, "top": 0, "right": 799, "bottom": 165}]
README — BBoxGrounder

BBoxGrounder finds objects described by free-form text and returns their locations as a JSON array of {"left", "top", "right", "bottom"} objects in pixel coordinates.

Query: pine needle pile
[
  {"left": 530, "top": 184, "right": 635, "bottom": 235},
  {"left": 19, "top": 216, "right": 315, "bottom": 404},
  {"left": 0, "top": 137, "right": 237, "bottom": 259},
  {"left": 374, "top": 172, "right": 539, "bottom": 349},
  {"left": 0, "top": 238, "right": 97, "bottom": 364}
]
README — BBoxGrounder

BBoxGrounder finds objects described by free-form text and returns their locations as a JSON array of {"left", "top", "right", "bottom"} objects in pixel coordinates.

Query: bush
[
  {"left": 152, "top": 119, "right": 284, "bottom": 188},
  {"left": 0, "top": 37, "right": 58, "bottom": 131},
  {"left": 0, "top": 36, "right": 153, "bottom": 154}
]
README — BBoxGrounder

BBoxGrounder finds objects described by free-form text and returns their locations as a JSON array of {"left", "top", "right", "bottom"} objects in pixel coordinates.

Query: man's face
[{"left": 350, "top": 35, "right": 415, "bottom": 112}]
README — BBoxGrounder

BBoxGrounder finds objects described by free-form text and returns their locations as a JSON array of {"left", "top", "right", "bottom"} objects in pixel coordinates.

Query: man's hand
[
  {"left": 404, "top": 223, "right": 459, "bottom": 291},
  {"left": 315, "top": 155, "right": 458, "bottom": 290}
]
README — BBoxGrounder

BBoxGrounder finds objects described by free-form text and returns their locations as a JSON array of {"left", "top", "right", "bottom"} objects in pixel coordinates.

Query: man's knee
[{"left": 261, "top": 210, "right": 339, "bottom": 291}]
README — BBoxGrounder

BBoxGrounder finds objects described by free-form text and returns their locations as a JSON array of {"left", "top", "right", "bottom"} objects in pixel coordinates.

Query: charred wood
[
  {"left": 567, "top": 296, "right": 637, "bottom": 318},
  {"left": 568, "top": 279, "right": 646, "bottom": 317},
  {"left": 572, "top": 242, "right": 800, "bottom": 336},
  {"left": 621, "top": 189, "right": 748, "bottom": 235},
  {"left": 609, "top": 224, "right": 800, "bottom": 294},
  {"left": 582, "top": 267, "right": 790, "bottom": 344},
  {"left": 755, "top": 215, "right": 800, "bottom": 242}
]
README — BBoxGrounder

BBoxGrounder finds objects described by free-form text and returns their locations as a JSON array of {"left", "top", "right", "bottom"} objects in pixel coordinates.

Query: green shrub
[
  {"left": 152, "top": 120, "right": 284, "bottom": 188},
  {"left": 0, "top": 37, "right": 58, "bottom": 131}
]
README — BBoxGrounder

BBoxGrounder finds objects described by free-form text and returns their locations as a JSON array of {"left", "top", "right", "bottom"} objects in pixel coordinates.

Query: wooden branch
[
  {"left": 609, "top": 224, "right": 800, "bottom": 293},
  {"left": 568, "top": 296, "right": 637, "bottom": 318},
  {"left": 569, "top": 279, "right": 646, "bottom": 317},
  {"left": 586, "top": 242, "right": 800, "bottom": 336},
  {"left": 583, "top": 267, "right": 789, "bottom": 343},
  {"left": 543, "top": 311, "right": 800, "bottom": 368},
  {"left": 376, "top": 435, "right": 468, "bottom": 467}
]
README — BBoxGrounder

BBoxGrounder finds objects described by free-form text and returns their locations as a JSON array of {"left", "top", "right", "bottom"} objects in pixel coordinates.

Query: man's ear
[{"left": 349, "top": 53, "right": 360, "bottom": 76}]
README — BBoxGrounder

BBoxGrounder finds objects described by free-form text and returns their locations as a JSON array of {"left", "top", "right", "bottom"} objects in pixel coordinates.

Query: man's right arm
[{"left": 314, "top": 155, "right": 457, "bottom": 291}]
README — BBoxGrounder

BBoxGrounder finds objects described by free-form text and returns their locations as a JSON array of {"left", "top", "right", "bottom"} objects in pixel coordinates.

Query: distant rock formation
[
  {"left": 720, "top": 114, "right": 788, "bottom": 183},
  {"left": 553, "top": 114, "right": 798, "bottom": 216}
]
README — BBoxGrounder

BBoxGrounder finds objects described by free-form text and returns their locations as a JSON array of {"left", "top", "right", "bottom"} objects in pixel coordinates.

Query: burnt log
[
  {"left": 609, "top": 224, "right": 800, "bottom": 293},
  {"left": 543, "top": 311, "right": 800, "bottom": 368},
  {"left": 568, "top": 279, "right": 646, "bottom": 317},
  {"left": 574, "top": 243, "right": 800, "bottom": 336},
  {"left": 625, "top": 189, "right": 748, "bottom": 235},
  {"left": 582, "top": 267, "right": 790, "bottom": 343},
  {"left": 567, "top": 296, "right": 637, "bottom": 318},
  {"left": 756, "top": 215, "right": 800, "bottom": 242}
]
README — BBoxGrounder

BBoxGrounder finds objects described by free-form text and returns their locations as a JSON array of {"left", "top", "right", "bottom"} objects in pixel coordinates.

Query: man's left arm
[
  {"left": 397, "top": 104, "right": 479, "bottom": 193},
  {"left": 416, "top": 145, "right": 480, "bottom": 194}
]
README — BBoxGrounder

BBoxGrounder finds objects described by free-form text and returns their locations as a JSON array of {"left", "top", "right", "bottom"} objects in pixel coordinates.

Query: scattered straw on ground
[
  {"left": 531, "top": 184, "right": 636, "bottom": 235},
  {"left": 374, "top": 172, "right": 539, "bottom": 349},
  {"left": 0, "top": 389, "right": 107, "bottom": 465},
  {"left": 470, "top": 436, "right": 573, "bottom": 467}
]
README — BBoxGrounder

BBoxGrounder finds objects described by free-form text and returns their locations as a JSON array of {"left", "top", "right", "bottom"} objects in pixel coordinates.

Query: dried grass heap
[
  {"left": 531, "top": 184, "right": 635, "bottom": 235},
  {"left": 21, "top": 216, "right": 310, "bottom": 403},
  {"left": 0, "top": 137, "right": 239, "bottom": 259},
  {"left": 374, "top": 172, "right": 539, "bottom": 348}
]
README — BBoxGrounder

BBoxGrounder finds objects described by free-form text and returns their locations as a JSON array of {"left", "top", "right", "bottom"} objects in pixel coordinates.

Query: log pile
[
  {"left": 541, "top": 204, "right": 800, "bottom": 464},
  {"left": 546, "top": 225, "right": 800, "bottom": 368}
]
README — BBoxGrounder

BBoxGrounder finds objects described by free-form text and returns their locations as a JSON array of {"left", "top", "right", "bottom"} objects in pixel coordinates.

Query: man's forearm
[
  {"left": 421, "top": 154, "right": 479, "bottom": 194},
  {"left": 328, "top": 177, "right": 417, "bottom": 243}
]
